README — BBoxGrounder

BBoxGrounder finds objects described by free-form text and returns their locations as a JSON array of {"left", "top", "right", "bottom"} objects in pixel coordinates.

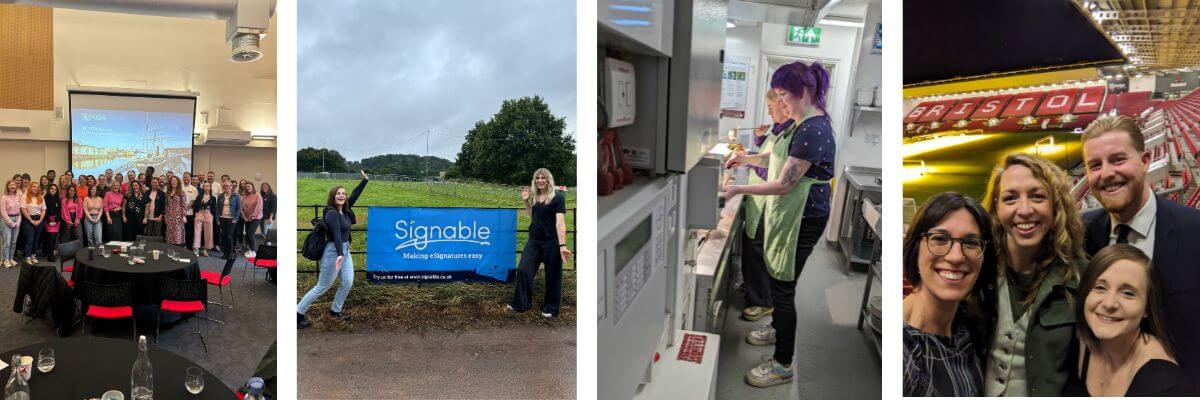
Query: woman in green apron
[
  {"left": 740, "top": 89, "right": 794, "bottom": 322},
  {"left": 723, "top": 60, "right": 836, "bottom": 388},
  {"left": 978, "top": 153, "right": 1087, "bottom": 395}
]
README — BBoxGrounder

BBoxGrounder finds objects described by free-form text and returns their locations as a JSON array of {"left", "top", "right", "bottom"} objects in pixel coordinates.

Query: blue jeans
[
  {"left": 297, "top": 242, "right": 354, "bottom": 314},
  {"left": 20, "top": 216, "right": 44, "bottom": 258},
  {"left": 83, "top": 216, "right": 103, "bottom": 246},
  {"left": 1, "top": 222, "right": 17, "bottom": 261}
]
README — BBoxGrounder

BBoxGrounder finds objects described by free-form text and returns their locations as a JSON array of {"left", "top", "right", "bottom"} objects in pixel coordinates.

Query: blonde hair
[
  {"left": 531, "top": 168, "right": 558, "bottom": 205},
  {"left": 982, "top": 152, "right": 1085, "bottom": 306}
]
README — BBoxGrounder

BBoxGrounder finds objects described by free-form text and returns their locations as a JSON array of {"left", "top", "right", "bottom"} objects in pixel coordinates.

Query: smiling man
[{"left": 1080, "top": 114, "right": 1200, "bottom": 381}]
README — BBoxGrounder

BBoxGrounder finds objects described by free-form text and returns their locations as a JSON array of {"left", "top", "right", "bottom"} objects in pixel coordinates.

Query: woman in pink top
[
  {"left": 164, "top": 175, "right": 187, "bottom": 245},
  {"left": 239, "top": 181, "right": 263, "bottom": 257},
  {"left": 82, "top": 188, "right": 104, "bottom": 246},
  {"left": 61, "top": 185, "right": 82, "bottom": 244},
  {"left": 102, "top": 184, "right": 124, "bottom": 244},
  {"left": 1, "top": 180, "right": 21, "bottom": 268}
]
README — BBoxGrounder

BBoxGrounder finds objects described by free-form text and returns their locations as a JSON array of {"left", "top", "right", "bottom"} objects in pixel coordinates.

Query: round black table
[
  {"left": 0, "top": 337, "right": 237, "bottom": 399},
  {"left": 72, "top": 242, "right": 201, "bottom": 305}
]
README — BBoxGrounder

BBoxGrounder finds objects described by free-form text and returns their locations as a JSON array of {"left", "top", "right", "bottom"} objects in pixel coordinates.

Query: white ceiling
[{"left": 52, "top": 7, "right": 276, "bottom": 136}]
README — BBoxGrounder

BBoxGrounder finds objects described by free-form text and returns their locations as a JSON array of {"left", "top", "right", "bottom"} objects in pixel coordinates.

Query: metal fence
[{"left": 296, "top": 204, "right": 577, "bottom": 273}]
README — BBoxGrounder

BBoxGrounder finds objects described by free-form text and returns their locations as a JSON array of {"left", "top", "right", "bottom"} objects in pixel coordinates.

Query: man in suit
[{"left": 1081, "top": 114, "right": 1200, "bottom": 381}]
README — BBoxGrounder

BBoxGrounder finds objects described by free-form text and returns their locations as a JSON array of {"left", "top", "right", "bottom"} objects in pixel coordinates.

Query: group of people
[
  {"left": 0, "top": 167, "right": 277, "bottom": 268},
  {"left": 724, "top": 60, "right": 837, "bottom": 388},
  {"left": 296, "top": 167, "right": 574, "bottom": 329},
  {"left": 903, "top": 114, "right": 1200, "bottom": 396}
]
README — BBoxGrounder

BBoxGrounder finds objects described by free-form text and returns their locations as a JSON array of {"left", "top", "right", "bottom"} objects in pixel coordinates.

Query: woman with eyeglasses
[
  {"left": 903, "top": 192, "right": 995, "bottom": 396},
  {"left": 978, "top": 153, "right": 1088, "bottom": 396}
]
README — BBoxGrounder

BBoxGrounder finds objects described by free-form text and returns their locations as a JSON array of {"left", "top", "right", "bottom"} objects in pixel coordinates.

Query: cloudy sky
[{"left": 298, "top": 0, "right": 576, "bottom": 161}]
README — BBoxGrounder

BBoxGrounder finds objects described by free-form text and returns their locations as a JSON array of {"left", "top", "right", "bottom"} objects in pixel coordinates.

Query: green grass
[{"left": 295, "top": 178, "right": 576, "bottom": 332}]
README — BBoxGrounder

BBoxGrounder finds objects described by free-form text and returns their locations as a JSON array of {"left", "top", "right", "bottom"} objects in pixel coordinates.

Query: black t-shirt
[
  {"left": 788, "top": 115, "right": 835, "bottom": 218},
  {"left": 529, "top": 192, "right": 566, "bottom": 243}
]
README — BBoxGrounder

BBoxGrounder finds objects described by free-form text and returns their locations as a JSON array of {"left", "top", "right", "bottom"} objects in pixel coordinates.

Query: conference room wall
[
  {"left": 0, "top": 139, "right": 69, "bottom": 179},
  {"left": 193, "top": 145, "right": 278, "bottom": 188}
]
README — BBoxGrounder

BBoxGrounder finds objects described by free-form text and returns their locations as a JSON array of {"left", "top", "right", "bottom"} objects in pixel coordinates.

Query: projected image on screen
[{"left": 70, "top": 93, "right": 196, "bottom": 176}]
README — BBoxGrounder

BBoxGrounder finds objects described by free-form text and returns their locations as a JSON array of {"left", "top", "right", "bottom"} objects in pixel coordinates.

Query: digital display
[
  {"left": 615, "top": 215, "right": 651, "bottom": 274},
  {"left": 69, "top": 92, "right": 196, "bottom": 176}
]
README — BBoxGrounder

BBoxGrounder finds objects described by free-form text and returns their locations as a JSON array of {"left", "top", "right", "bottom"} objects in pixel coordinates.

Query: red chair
[
  {"left": 202, "top": 257, "right": 237, "bottom": 309},
  {"left": 81, "top": 282, "right": 135, "bottom": 338},
  {"left": 241, "top": 243, "right": 277, "bottom": 293},
  {"left": 158, "top": 277, "right": 218, "bottom": 354}
]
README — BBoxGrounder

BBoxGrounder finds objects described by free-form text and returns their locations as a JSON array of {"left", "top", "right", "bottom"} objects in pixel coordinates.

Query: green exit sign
[{"left": 787, "top": 26, "right": 821, "bottom": 45}]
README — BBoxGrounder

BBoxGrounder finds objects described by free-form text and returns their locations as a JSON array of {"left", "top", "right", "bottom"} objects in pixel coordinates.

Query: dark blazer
[
  {"left": 192, "top": 189, "right": 217, "bottom": 215},
  {"left": 974, "top": 258, "right": 1083, "bottom": 396},
  {"left": 1083, "top": 195, "right": 1200, "bottom": 381},
  {"left": 142, "top": 189, "right": 166, "bottom": 219}
]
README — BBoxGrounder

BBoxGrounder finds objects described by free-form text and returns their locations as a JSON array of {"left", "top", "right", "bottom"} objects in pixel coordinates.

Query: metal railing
[{"left": 296, "top": 204, "right": 576, "bottom": 273}]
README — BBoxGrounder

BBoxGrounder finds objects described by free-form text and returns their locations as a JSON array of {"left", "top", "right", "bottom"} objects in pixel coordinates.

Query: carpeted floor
[{"left": 0, "top": 249, "right": 277, "bottom": 390}]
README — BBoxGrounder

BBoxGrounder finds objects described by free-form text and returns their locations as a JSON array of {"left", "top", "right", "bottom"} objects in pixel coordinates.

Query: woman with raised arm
[
  {"left": 297, "top": 170, "right": 370, "bottom": 328},
  {"left": 507, "top": 168, "right": 571, "bottom": 317}
]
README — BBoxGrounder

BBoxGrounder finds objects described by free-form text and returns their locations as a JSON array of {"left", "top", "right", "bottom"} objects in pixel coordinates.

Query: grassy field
[{"left": 296, "top": 178, "right": 576, "bottom": 332}]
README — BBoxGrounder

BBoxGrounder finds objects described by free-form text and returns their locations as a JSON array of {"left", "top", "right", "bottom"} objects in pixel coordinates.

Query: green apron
[
  {"left": 762, "top": 122, "right": 829, "bottom": 281},
  {"left": 742, "top": 128, "right": 781, "bottom": 240}
]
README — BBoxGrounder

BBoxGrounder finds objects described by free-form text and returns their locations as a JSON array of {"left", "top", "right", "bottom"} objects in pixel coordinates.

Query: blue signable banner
[{"left": 366, "top": 207, "right": 518, "bottom": 282}]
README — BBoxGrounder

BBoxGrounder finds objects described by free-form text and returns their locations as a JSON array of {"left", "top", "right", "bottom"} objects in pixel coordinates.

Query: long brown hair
[
  {"left": 326, "top": 185, "right": 346, "bottom": 212},
  {"left": 982, "top": 152, "right": 1086, "bottom": 306}
]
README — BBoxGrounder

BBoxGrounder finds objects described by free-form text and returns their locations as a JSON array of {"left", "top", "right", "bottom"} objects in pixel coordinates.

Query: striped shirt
[{"left": 903, "top": 317, "right": 983, "bottom": 397}]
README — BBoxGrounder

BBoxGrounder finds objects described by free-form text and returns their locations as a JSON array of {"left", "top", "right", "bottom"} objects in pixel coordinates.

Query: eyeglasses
[{"left": 921, "top": 232, "right": 986, "bottom": 259}]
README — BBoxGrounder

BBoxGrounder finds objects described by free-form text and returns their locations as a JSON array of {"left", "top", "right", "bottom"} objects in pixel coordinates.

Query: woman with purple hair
[{"left": 724, "top": 60, "right": 837, "bottom": 388}]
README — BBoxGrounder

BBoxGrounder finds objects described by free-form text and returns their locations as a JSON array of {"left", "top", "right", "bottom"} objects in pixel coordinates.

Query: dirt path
[{"left": 298, "top": 326, "right": 577, "bottom": 399}]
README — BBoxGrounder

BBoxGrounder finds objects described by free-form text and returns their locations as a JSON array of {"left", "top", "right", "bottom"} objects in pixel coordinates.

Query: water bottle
[
  {"left": 245, "top": 377, "right": 265, "bottom": 400},
  {"left": 131, "top": 335, "right": 154, "bottom": 400},
  {"left": 3, "top": 355, "right": 30, "bottom": 400}
]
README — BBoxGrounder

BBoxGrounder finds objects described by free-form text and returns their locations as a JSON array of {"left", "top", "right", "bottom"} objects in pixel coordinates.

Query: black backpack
[{"left": 301, "top": 215, "right": 329, "bottom": 261}]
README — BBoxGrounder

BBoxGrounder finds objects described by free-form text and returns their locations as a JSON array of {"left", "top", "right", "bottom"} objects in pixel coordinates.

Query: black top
[
  {"left": 324, "top": 208, "right": 352, "bottom": 256},
  {"left": 0, "top": 337, "right": 236, "bottom": 399},
  {"left": 343, "top": 178, "right": 367, "bottom": 225},
  {"left": 788, "top": 115, "right": 835, "bottom": 218},
  {"left": 43, "top": 193, "right": 60, "bottom": 222},
  {"left": 1063, "top": 347, "right": 1199, "bottom": 396},
  {"left": 528, "top": 192, "right": 566, "bottom": 243},
  {"left": 1082, "top": 196, "right": 1200, "bottom": 381},
  {"left": 193, "top": 189, "right": 217, "bottom": 215},
  {"left": 261, "top": 190, "right": 277, "bottom": 219},
  {"left": 903, "top": 310, "right": 983, "bottom": 397}
]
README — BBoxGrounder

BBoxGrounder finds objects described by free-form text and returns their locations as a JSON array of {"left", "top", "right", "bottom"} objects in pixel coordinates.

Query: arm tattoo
[{"left": 778, "top": 157, "right": 811, "bottom": 192}]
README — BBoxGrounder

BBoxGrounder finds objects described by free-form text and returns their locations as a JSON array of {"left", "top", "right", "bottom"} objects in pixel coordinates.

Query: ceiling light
[
  {"left": 818, "top": 17, "right": 865, "bottom": 28},
  {"left": 726, "top": 21, "right": 735, "bottom": 28}
]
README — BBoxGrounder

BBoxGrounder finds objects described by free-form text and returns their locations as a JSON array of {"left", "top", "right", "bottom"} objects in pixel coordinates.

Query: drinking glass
[
  {"left": 36, "top": 348, "right": 54, "bottom": 373},
  {"left": 185, "top": 366, "right": 204, "bottom": 395}
]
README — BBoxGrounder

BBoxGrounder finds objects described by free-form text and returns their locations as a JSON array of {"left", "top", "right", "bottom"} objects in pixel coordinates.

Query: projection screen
[{"left": 69, "top": 91, "right": 196, "bottom": 176}]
